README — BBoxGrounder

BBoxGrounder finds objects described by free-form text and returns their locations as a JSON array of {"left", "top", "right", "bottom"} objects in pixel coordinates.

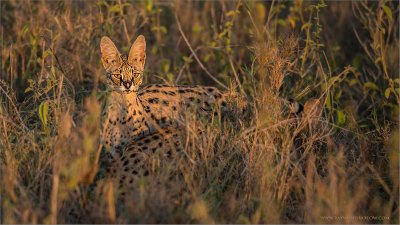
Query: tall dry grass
[{"left": 1, "top": 0, "right": 398, "bottom": 224}]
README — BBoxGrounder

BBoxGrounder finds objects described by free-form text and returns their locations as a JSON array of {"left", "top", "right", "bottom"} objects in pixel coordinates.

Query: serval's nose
[{"left": 123, "top": 81, "right": 132, "bottom": 89}]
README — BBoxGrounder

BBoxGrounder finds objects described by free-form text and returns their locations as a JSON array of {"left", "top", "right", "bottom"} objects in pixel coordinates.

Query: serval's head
[{"left": 100, "top": 35, "right": 146, "bottom": 93}]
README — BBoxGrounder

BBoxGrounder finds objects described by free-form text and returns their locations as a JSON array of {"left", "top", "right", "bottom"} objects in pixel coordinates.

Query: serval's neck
[
  {"left": 104, "top": 91, "right": 149, "bottom": 153},
  {"left": 109, "top": 91, "right": 143, "bottom": 110}
]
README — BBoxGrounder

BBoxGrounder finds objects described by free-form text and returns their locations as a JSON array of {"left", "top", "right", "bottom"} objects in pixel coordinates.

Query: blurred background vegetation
[{"left": 1, "top": 0, "right": 398, "bottom": 223}]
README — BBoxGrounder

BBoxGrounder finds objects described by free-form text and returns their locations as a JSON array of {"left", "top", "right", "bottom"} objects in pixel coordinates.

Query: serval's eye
[{"left": 113, "top": 74, "right": 121, "bottom": 79}]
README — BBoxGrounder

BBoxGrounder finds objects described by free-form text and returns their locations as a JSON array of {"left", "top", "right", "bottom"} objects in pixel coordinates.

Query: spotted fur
[{"left": 101, "top": 35, "right": 241, "bottom": 155}]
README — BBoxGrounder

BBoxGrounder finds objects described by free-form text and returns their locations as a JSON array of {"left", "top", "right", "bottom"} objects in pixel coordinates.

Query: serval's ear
[
  {"left": 128, "top": 35, "right": 146, "bottom": 69},
  {"left": 100, "top": 36, "right": 121, "bottom": 70}
]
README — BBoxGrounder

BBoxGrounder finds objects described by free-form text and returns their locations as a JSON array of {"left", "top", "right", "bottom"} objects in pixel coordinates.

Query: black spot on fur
[
  {"left": 153, "top": 135, "right": 159, "bottom": 140},
  {"left": 148, "top": 98, "right": 159, "bottom": 104},
  {"left": 130, "top": 153, "right": 137, "bottom": 158},
  {"left": 168, "top": 91, "right": 176, "bottom": 96},
  {"left": 152, "top": 147, "right": 157, "bottom": 153},
  {"left": 144, "top": 139, "right": 151, "bottom": 144},
  {"left": 162, "top": 100, "right": 169, "bottom": 106}
]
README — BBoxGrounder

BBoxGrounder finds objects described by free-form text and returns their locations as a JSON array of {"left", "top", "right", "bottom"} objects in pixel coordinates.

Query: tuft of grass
[{"left": 1, "top": 0, "right": 398, "bottom": 224}]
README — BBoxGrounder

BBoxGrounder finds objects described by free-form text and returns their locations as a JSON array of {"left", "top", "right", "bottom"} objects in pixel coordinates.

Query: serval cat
[{"left": 100, "top": 35, "right": 244, "bottom": 185}]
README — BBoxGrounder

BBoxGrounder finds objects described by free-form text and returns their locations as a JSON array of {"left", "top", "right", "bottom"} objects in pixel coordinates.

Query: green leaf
[
  {"left": 25, "top": 79, "right": 35, "bottom": 93},
  {"left": 38, "top": 100, "right": 49, "bottom": 127},
  {"left": 22, "top": 25, "right": 29, "bottom": 37},
  {"left": 301, "top": 22, "right": 311, "bottom": 31},
  {"left": 122, "top": 3, "right": 131, "bottom": 7},
  {"left": 96, "top": 1, "right": 108, "bottom": 7},
  {"left": 52, "top": 33, "right": 60, "bottom": 42},
  {"left": 349, "top": 79, "right": 358, "bottom": 86},
  {"left": 166, "top": 73, "right": 174, "bottom": 82},
  {"left": 204, "top": 53, "right": 212, "bottom": 62},
  {"left": 278, "top": 19, "right": 286, "bottom": 26},
  {"left": 109, "top": 4, "right": 120, "bottom": 13},
  {"left": 364, "top": 82, "right": 379, "bottom": 90},
  {"left": 151, "top": 26, "right": 167, "bottom": 34},
  {"left": 182, "top": 56, "right": 193, "bottom": 63},
  {"left": 337, "top": 110, "right": 346, "bottom": 126},
  {"left": 385, "top": 88, "right": 391, "bottom": 99},
  {"left": 226, "top": 10, "right": 236, "bottom": 17},
  {"left": 382, "top": 5, "right": 393, "bottom": 21},
  {"left": 326, "top": 91, "right": 332, "bottom": 111},
  {"left": 329, "top": 76, "right": 341, "bottom": 85},
  {"left": 146, "top": 0, "right": 153, "bottom": 12},
  {"left": 43, "top": 49, "right": 52, "bottom": 59},
  {"left": 335, "top": 89, "right": 342, "bottom": 100},
  {"left": 160, "top": 26, "right": 167, "bottom": 34}
]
